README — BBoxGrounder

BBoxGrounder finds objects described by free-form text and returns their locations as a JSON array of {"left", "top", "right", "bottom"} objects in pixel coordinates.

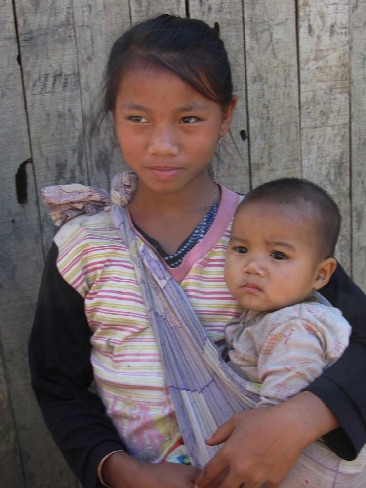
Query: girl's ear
[
  {"left": 313, "top": 257, "right": 337, "bottom": 290},
  {"left": 220, "top": 96, "right": 237, "bottom": 136}
]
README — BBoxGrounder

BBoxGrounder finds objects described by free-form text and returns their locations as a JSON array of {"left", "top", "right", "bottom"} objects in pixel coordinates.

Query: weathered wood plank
[
  {"left": 129, "top": 0, "right": 186, "bottom": 22},
  {"left": 0, "top": 2, "right": 39, "bottom": 487},
  {"left": 14, "top": 0, "right": 87, "bottom": 250},
  {"left": 189, "top": 0, "right": 250, "bottom": 194},
  {"left": 350, "top": 0, "right": 366, "bottom": 292},
  {"left": 0, "top": 1, "right": 71, "bottom": 487},
  {"left": 0, "top": 343, "right": 24, "bottom": 487},
  {"left": 6, "top": 1, "right": 83, "bottom": 486},
  {"left": 243, "top": 0, "right": 301, "bottom": 187},
  {"left": 298, "top": 0, "right": 351, "bottom": 270},
  {"left": 72, "top": 0, "right": 132, "bottom": 190}
]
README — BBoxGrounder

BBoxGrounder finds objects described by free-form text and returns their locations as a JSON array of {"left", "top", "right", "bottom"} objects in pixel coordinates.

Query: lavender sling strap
[{"left": 110, "top": 209, "right": 260, "bottom": 468}]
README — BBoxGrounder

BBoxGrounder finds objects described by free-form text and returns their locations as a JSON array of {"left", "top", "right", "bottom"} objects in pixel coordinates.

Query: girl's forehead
[
  {"left": 115, "top": 58, "right": 223, "bottom": 105},
  {"left": 121, "top": 58, "right": 166, "bottom": 77},
  {"left": 122, "top": 62, "right": 178, "bottom": 83},
  {"left": 115, "top": 63, "right": 219, "bottom": 109}
]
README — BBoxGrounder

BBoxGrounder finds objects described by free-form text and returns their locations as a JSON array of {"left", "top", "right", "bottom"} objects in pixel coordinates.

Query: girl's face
[{"left": 113, "top": 64, "right": 236, "bottom": 195}]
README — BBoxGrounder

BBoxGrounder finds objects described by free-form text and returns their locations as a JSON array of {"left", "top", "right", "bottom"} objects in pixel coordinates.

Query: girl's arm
[
  {"left": 29, "top": 244, "right": 201, "bottom": 488},
  {"left": 29, "top": 244, "right": 126, "bottom": 487},
  {"left": 195, "top": 391, "right": 338, "bottom": 488},
  {"left": 306, "top": 262, "right": 366, "bottom": 459}
]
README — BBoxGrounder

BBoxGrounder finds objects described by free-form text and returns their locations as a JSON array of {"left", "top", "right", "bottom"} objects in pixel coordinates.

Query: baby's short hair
[{"left": 239, "top": 178, "right": 341, "bottom": 258}]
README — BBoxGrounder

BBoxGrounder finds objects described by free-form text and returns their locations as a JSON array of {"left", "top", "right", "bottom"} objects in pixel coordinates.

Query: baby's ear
[{"left": 314, "top": 257, "right": 337, "bottom": 290}]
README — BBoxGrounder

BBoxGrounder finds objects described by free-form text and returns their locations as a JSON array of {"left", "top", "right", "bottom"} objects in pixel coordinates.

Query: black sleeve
[
  {"left": 29, "top": 243, "right": 126, "bottom": 488},
  {"left": 305, "top": 262, "right": 366, "bottom": 460}
]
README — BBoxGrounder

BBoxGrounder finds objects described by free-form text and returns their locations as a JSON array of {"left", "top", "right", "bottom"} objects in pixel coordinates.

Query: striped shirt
[{"left": 54, "top": 186, "right": 243, "bottom": 463}]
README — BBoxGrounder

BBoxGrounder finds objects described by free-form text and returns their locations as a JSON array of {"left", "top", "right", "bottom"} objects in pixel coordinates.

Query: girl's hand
[
  {"left": 194, "top": 391, "right": 339, "bottom": 488},
  {"left": 102, "top": 450, "right": 201, "bottom": 488}
]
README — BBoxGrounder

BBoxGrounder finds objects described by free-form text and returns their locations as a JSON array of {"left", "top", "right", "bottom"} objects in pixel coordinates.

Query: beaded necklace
[
  {"left": 136, "top": 202, "right": 219, "bottom": 268},
  {"left": 135, "top": 185, "right": 220, "bottom": 268}
]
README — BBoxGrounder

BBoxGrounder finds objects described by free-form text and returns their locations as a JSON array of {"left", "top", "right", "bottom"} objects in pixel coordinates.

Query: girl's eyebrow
[
  {"left": 176, "top": 102, "right": 210, "bottom": 112},
  {"left": 121, "top": 102, "right": 149, "bottom": 111},
  {"left": 120, "top": 101, "right": 210, "bottom": 112}
]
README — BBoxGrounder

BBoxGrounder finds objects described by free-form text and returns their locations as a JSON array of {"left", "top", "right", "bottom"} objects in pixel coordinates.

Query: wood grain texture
[
  {"left": 129, "top": 0, "right": 186, "bottom": 21},
  {"left": 243, "top": 0, "right": 301, "bottom": 187},
  {"left": 350, "top": 0, "right": 366, "bottom": 289},
  {"left": 14, "top": 0, "right": 87, "bottom": 250},
  {"left": 0, "top": 344, "right": 24, "bottom": 487},
  {"left": 298, "top": 0, "right": 351, "bottom": 270},
  {"left": 189, "top": 0, "right": 250, "bottom": 193},
  {"left": 5, "top": 2, "right": 83, "bottom": 486},
  {"left": 0, "top": 1, "right": 38, "bottom": 487},
  {"left": 0, "top": 1, "right": 77, "bottom": 487},
  {"left": 72, "top": 0, "right": 132, "bottom": 190}
]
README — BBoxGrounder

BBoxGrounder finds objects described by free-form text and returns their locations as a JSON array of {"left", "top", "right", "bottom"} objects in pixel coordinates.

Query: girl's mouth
[{"left": 149, "top": 166, "right": 182, "bottom": 180}]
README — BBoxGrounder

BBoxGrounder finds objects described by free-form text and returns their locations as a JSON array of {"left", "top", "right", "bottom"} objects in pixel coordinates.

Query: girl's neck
[
  {"left": 126, "top": 177, "right": 220, "bottom": 255},
  {"left": 128, "top": 178, "right": 219, "bottom": 217}
]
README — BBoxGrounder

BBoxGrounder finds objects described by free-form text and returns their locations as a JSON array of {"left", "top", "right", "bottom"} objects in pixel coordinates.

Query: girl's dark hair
[
  {"left": 239, "top": 178, "right": 341, "bottom": 258},
  {"left": 103, "top": 14, "right": 233, "bottom": 113}
]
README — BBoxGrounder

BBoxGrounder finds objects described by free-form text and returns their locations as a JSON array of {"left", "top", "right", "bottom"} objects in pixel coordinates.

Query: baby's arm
[{"left": 254, "top": 306, "right": 350, "bottom": 407}]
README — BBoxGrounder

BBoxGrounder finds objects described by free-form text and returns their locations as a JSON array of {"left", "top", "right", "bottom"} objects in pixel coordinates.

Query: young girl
[{"left": 29, "top": 14, "right": 366, "bottom": 488}]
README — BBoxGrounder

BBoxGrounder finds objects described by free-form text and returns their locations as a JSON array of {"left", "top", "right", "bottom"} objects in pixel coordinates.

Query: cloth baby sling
[
  {"left": 111, "top": 203, "right": 260, "bottom": 468},
  {"left": 43, "top": 172, "right": 258, "bottom": 468}
]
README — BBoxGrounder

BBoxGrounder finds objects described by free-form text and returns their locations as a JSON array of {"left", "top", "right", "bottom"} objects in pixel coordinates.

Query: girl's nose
[{"left": 148, "top": 125, "right": 179, "bottom": 156}]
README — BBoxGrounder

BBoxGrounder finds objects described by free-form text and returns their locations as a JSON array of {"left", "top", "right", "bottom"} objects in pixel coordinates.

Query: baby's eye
[
  {"left": 181, "top": 116, "right": 200, "bottom": 124},
  {"left": 271, "top": 251, "right": 287, "bottom": 260},
  {"left": 233, "top": 246, "right": 248, "bottom": 254},
  {"left": 128, "top": 115, "right": 148, "bottom": 123}
]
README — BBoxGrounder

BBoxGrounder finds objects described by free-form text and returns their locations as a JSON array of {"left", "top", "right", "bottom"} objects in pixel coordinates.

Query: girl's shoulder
[
  {"left": 54, "top": 210, "right": 117, "bottom": 249},
  {"left": 54, "top": 210, "right": 129, "bottom": 295}
]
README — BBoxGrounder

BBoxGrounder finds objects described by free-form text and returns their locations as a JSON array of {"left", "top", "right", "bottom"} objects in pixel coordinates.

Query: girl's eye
[
  {"left": 233, "top": 246, "right": 247, "bottom": 254},
  {"left": 271, "top": 251, "right": 287, "bottom": 260},
  {"left": 128, "top": 115, "right": 148, "bottom": 123},
  {"left": 181, "top": 116, "right": 200, "bottom": 124}
]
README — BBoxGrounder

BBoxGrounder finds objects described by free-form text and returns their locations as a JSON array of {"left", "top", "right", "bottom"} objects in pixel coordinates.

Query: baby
[{"left": 224, "top": 177, "right": 351, "bottom": 406}]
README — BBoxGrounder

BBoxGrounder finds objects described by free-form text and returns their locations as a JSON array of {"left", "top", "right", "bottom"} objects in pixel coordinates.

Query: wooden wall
[{"left": 0, "top": 1, "right": 365, "bottom": 486}]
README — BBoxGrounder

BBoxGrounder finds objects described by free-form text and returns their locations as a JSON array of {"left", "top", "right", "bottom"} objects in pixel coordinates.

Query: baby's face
[{"left": 225, "top": 202, "right": 323, "bottom": 312}]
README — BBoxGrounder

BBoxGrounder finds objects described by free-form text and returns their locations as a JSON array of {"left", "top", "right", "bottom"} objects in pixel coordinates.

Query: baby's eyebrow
[
  {"left": 266, "top": 239, "right": 295, "bottom": 250},
  {"left": 229, "top": 235, "right": 246, "bottom": 243}
]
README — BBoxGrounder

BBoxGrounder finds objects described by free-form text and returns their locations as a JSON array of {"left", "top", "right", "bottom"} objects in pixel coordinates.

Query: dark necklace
[{"left": 135, "top": 201, "right": 220, "bottom": 268}]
